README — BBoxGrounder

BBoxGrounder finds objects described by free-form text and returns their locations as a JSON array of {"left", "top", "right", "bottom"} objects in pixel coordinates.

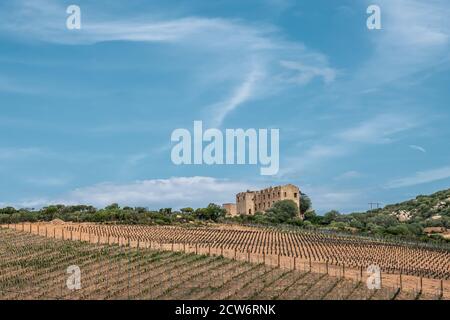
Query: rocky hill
[
  {"left": 362, "top": 188, "right": 450, "bottom": 240},
  {"left": 383, "top": 189, "right": 450, "bottom": 222}
]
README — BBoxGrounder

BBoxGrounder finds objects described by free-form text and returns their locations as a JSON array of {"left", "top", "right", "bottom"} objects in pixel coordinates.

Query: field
[
  {"left": 1, "top": 222, "right": 449, "bottom": 300},
  {"left": 0, "top": 227, "right": 426, "bottom": 300}
]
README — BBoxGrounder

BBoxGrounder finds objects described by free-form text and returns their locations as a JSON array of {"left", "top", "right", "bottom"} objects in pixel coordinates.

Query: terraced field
[
  {"left": 1, "top": 227, "right": 441, "bottom": 300},
  {"left": 54, "top": 223, "right": 448, "bottom": 280}
]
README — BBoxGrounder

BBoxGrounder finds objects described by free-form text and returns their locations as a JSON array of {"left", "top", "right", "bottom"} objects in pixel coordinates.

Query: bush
[
  {"left": 329, "top": 221, "right": 349, "bottom": 231},
  {"left": 322, "top": 210, "right": 341, "bottom": 225},
  {"left": 287, "top": 217, "right": 304, "bottom": 227},
  {"left": 266, "top": 200, "right": 299, "bottom": 223},
  {"left": 386, "top": 224, "right": 410, "bottom": 236},
  {"left": 303, "top": 220, "right": 313, "bottom": 229},
  {"left": 194, "top": 203, "right": 226, "bottom": 222}
]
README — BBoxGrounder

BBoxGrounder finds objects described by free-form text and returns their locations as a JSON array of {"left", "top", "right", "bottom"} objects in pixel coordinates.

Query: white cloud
[
  {"left": 301, "top": 185, "right": 362, "bottom": 213},
  {"left": 337, "top": 114, "right": 418, "bottom": 144},
  {"left": 279, "top": 144, "right": 348, "bottom": 177},
  {"left": 25, "top": 177, "right": 69, "bottom": 187},
  {"left": 0, "top": 147, "right": 45, "bottom": 160},
  {"left": 0, "top": 147, "right": 115, "bottom": 165},
  {"left": 279, "top": 60, "right": 336, "bottom": 85},
  {"left": 357, "top": 0, "right": 450, "bottom": 86},
  {"left": 15, "top": 176, "right": 252, "bottom": 209},
  {"left": 386, "top": 165, "right": 450, "bottom": 188},
  {"left": 278, "top": 1, "right": 448, "bottom": 177},
  {"left": 280, "top": 113, "right": 419, "bottom": 176},
  {"left": 211, "top": 63, "right": 265, "bottom": 127},
  {"left": 0, "top": 0, "right": 336, "bottom": 127},
  {"left": 409, "top": 144, "right": 426, "bottom": 153},
  {"left": 334, "top": 170, "right": 362, "bottom": 181},
  {"left": 126, "top": 153, "right": 150, "bottom": 166}
]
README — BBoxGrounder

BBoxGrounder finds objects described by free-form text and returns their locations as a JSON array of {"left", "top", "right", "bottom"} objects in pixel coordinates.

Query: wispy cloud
[
  {"left": 0, "top": 147, "right": 46, "bottom": 160},
  {"left": 278, "top": 144, "right": 347, "bottom": 177},
  {"left": 356, "top": 0, "right": 450, "bottom": 86},
  {"left": 0, "top": 146, "right": 111, "bottom": 160},
  {"left": 0, "top": 0, "right": 336, "bottom": 127},
  {"left": 279, "top": 60, "right": 336, "bottom": 85},
  {"left": 337, "top": 114, "right": 418, "bottom": 144},
  {"left": 302, "top": 185, "right": 362, "bottom": 213},
  {"left": 386, "top": 165, "right": 450, "bottom": 188},
  {"left": 334, "top": 170, "right": 363, "bottom": 181},
  {"left": 211, "top": 64, "right": 265, "bottom": 127},
  {"left": 281, "top": 113, "right": 420, "bottom": 176},
  {"left": 409, "top": 144, "right": 426, "bottom": 153},
  {"left": 25, "top": 177, "right": 69, "bottom": 187}
]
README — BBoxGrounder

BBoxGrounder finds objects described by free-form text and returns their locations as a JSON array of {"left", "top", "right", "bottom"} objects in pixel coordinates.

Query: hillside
[
  {"left": 344, "top": 189, "right": 450, "bottom": 241},
  {"left": 381, "top": 189, "right": 450, "bottom": 224}
]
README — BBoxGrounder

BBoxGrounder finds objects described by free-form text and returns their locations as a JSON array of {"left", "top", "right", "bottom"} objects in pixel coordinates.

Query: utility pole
[{"left": 368, "top": 202, "right": 382, "bottom": 210}]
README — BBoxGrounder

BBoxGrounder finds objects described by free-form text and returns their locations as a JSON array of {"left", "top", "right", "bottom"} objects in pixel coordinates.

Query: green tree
[
  {"left": 303, "top": 210, "right": 323, "bottom": 224},
  {"left": 323, "top": 210, "right": 340, "bottom": 224},
  {"left": 386, "top": 224, "right": 410, "bottom": 236},
  {"left": 329, "top": 221, "right": 349, "bottom": 231},
  {"left": 105, "top": 203, "right": 120, "bottom": 210},
  {"left": 180, "top": 207, "right": 194, "bottom": 214},
  {"left": 159, "top": 208, "right": 172, "bottom": 215},
  {"left": 266, "top": 200, "right": 299, "bottom": 223},
  {"left": 41, "top": 206, "right": 59, "bottom": 221},
  {"left": 349, "top": 218, "right": 364, "bottom": 229},
  {"left": 194, "top": 203, "right": 226, "bottom": 221},
  {"left": 303, "top": 220, "right": 313, "bottom": 229},
  {"left": 0, "top": 207, "right": 16, "bottom": 215},
  {"left": 299, "top": 193, "right": 312, "bottom": 215}
]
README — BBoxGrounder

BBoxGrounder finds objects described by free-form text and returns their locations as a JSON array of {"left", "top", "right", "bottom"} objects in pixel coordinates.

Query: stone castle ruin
[{"left": 223, "top": 184, "right": 302, "bottom": 218}]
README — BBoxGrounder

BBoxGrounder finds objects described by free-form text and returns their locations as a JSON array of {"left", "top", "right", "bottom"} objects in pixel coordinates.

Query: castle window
[
  {"left": 284, "top": 192, "right": 287, "bottom": 197},
  {"left": 249, "top": 209, "right": 252, "bottom": 214},
  {"left": 294, "top": 193, "right": 298, "bottom": 198}
]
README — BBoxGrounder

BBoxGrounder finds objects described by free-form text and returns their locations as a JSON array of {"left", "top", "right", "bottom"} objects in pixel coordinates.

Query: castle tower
[{"left": 232, "top": 184, "right": 301, "bottom": 218}]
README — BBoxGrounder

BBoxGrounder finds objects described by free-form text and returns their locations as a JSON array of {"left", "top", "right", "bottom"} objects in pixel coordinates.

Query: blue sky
[{"left": 0, "top": 0, "right": 449, "bottom": 213}]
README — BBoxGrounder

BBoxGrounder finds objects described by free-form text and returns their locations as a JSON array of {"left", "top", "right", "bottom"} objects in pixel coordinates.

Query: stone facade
[
  {"left": 222, "top": 203, "right": 237, "bottom": 217},
  {"left": 224, "top": 184, "right": 302, "bottom": 218}
]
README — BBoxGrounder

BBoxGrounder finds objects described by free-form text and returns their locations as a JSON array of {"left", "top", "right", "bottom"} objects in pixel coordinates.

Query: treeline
[
  {"left": 0, "top": 203, "right": 226, "bottom": 225},
  {"left": 2, "top": 189, "right": 449, "bottom": 244},
  {"left": 233, "top": 209, "right": 449, "bottom": 244},
  {"left": 231, "top": 195, "right": 450, "bottom": 244}
]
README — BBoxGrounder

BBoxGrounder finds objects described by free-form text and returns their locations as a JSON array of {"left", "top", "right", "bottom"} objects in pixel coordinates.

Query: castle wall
[
  {"left": 223, "top": 203, "right": 237, "bottom": 217},
  {"left": 234, "top": 184, "right": 302, "bottom": 218},
  {"left": 236, "top": 191, "right": 256, "bottom": 215}
]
